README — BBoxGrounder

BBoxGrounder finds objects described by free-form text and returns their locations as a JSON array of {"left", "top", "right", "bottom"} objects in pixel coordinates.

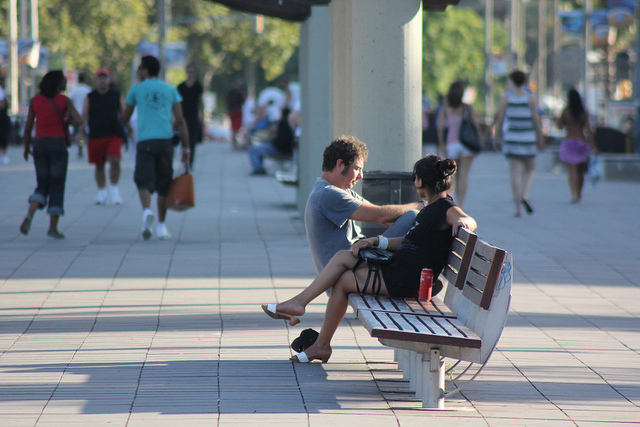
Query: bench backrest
[
  {"left": 455, "top": 239, "right": 511, "bottom": 363},
  {"left": 463, "top": 239, "right": 506, "bottom": 310},
  {"left": 441, "top": 228, "right": 478, "bottom": 290}
]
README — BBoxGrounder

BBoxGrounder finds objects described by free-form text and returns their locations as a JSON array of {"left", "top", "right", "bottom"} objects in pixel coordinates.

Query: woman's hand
[
  {"left": 449, "top": 209, "right": 477, "bottom": 236},
  {"left": 351, "top": 237, "right": 376, "bottom": 256}
]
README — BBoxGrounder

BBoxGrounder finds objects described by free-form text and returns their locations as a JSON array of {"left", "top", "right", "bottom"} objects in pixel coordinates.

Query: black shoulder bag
[
  {"left": 459, "top": 104, "right": 480, "bottom": 153},
  {"left": 351, "top": 247, "right": 394, "bottom": 296}
]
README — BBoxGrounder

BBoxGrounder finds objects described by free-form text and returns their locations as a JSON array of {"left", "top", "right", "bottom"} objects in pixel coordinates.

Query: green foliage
[
  {"left": 423, "top": 9, "right": 485, "bottom": 98},
  {"left": 171, "top": 2, "right": 299, "bottom": 82},
  {"left": 38, "top": 0, "right": 153, "bottom": 87},
  {"left": 423, "top": 8, "right": 507, "bottom": 114},
  {"left": 0, "top": 0, "right": 298, "bottom": 93}
]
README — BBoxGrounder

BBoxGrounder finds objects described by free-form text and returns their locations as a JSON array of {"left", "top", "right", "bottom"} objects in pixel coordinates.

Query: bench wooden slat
[
  {"left": 358, "top": 309, "right": 482, "bottom": 349},
  {"left": 402, "top": 297, "right": 455, "bottom": 317},
  {"left": 349, "top": 293, "right": 455, "bottom": 318}
]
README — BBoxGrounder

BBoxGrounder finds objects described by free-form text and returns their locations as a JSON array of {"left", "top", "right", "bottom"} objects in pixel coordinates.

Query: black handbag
[
  {"left": 351, "top": 247, "right": 394, "bottom": 296},
  {"left": 459, "top": 105, "right": 480, "bottom": 153},
  {"left": 360, "top": 247, "right": 394, "bottom": 264}
]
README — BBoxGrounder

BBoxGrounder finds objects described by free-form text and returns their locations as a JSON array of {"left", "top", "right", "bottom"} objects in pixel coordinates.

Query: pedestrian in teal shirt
[{"left": 123, "top": 55, "right": 190, "bottom": 240}]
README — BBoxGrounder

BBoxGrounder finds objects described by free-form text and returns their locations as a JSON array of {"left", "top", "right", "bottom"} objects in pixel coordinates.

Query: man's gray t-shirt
[{"left": 305, "top": 178, "right": 365, "bottom": 273}]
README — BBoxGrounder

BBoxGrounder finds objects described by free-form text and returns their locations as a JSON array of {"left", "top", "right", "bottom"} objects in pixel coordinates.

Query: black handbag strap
[
  {"left": 352, "top": 257, "right": 383, "bottom": 296},
  {"left": 47, "top": 97, "right": 70, "bottom": 143}
]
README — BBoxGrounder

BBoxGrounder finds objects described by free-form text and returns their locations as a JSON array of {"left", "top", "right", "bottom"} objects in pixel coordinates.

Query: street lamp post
[{"left": 8, "top": 0, "right": 19, "bottom": 114}]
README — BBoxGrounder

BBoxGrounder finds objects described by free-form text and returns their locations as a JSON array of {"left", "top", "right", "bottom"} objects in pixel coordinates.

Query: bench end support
[{"left": 421, "top": 348, "right": 445, "bottom": 408}]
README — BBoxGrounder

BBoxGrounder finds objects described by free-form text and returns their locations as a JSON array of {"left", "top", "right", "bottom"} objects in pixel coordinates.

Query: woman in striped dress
[{"left": 494, "top": 70, "right": 543, "bottom": 217}]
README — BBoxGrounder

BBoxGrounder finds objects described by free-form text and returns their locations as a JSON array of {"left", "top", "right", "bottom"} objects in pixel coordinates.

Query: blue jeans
[
  {"left": 29, "top": 140, "right": 69, "bottom": 216},
  {"left": 382, "top": 209, "right": 419, "bottom": 238},
  {"left": 249, "top": 143, "right": 280, "bottom": 172}
]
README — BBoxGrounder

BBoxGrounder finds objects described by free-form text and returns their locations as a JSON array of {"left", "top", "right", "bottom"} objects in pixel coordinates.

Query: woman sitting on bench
[{"left": 262, "top": 154, "right": 477, "bottom": 363}]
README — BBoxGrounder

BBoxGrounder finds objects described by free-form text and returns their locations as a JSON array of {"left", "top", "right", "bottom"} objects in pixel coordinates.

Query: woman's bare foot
[
  {"left": 276, "top": 300, "right": 305, "bottom": 317},
  {"left": 291, "top": 342, "right": 332, "bottom": 363}
]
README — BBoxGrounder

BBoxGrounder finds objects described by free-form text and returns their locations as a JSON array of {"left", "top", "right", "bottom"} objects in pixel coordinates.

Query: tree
[
  {"left": 37, "top": 0, "right": 153, "bottom": 86},
  {"left": 423, "top": 8, "right": 507, "bottom": 114},
  {"left": 170, "top": 1, "right": 299, "bottom": 104}
]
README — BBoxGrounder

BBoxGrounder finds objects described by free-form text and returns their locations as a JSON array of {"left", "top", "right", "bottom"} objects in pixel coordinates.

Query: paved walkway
[{"left": 0, "top": 142, "right": 639, "bottom": 426}]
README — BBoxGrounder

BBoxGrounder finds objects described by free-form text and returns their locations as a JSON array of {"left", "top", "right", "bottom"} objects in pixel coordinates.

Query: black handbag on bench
[{"left": 352, "top": 247, "right": 394, "bottom": 296}]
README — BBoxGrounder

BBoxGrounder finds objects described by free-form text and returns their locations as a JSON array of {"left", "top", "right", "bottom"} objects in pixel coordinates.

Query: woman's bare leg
[
  {"left": 521, "top": 157, "right": 536, "bottom": 203},
  {"left": 455, "top": 155, "right": 474, "bottom": 207},
  {"left": 509, "top": 158, "right": 523, "bottom": 216},
  {"left": 294, "top": 264, "right": 390, "bottom": 361},
  {"left": 575, "top": 162, "right": 586, "bottom": 201},
  {"left": 567, "top": 163, "right": 579, "bottom": 202},
  {"left": 275, "top": 250, "right": 360, "bottom": 316}
]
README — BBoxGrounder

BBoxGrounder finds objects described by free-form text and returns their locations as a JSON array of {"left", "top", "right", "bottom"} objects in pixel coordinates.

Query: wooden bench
[{"left": 348, "top": 228, "right": 512, "bottom": 408}]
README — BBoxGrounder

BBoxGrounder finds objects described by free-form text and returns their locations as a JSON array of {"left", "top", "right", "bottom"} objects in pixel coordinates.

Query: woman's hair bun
[{"left": 436, "top": 159, "right": 457, "bottom": 178}]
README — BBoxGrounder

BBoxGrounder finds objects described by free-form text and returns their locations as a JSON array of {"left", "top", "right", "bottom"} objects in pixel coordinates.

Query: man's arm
[
  {"left": 122, "top": 104, "right": 134, "bottom": 126},
  {"left": 23, "top": 103, "right": 35, "bottom": 160},
  {"left": 172, "top": 102, "right": 191, "bottom": 164},
  {"left": 350, "top": 200, "right": 423, "bottom": 226}
]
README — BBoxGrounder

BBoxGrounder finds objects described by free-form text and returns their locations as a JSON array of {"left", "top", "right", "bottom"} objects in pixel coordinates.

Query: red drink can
[{"left": 419, "top": 268, "right": 433, "bottom": 300}]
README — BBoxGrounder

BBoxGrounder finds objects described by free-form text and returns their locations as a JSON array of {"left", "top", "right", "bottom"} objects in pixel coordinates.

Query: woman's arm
[
  {"left": 436, "top": 107, "right": 446, "bottom": 155},
  {"left": 446, "top": 206, "right": 477, "bottom": 236},
  {"left": 351, "top": 236, "right": 405, "bottom": 256},
  {"left": 557, "top": 109, "right": 566, "bottom": 129},
  {"left": 23, "top": 102, "right": 35, "bottom": 160},
  {"left": 584, "top": 110, "right": 598, "bottom": 154},
  {"left": 493, "top": 95, "right": 507, "bottom": 148}
]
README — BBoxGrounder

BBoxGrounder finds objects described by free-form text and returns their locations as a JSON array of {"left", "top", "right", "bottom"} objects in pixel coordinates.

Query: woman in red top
[{"left": 20, "top": 70, "right": 81, "bottom": 239}]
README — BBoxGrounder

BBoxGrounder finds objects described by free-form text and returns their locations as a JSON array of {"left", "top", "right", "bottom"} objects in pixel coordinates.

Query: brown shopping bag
[{"left": 165, "top": 166, "right": 195, "bottom": 211}]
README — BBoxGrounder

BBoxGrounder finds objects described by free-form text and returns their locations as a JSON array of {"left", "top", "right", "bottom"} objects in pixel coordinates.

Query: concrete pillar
[
  {"left": 298, "top": 6, "right": 331, "bottom": 213},
  {"left": 330, "top": 0, "right": 423, "bottom": 173}
]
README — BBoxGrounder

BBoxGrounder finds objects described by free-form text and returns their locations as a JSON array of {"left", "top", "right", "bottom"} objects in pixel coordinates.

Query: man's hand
[
  {"left": 23, "top": 147, "right": 31, "bottom": 161},
  {"left": 181, "top": 149, "right": 191, "bottom": 166}
]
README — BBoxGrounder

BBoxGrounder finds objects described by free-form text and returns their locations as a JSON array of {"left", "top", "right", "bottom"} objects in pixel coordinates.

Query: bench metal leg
[
  {"left": 404, "top": 351, "right": 415, "bottom": 386},
  {"left": 414, "top": 351, "right": 423, "bottom": 398},
  {"left": 397, "top": 349, "right": 408, "bottom": 372},
  {"left": 421, "top": 348, "right": 444, "bottom": 408}
]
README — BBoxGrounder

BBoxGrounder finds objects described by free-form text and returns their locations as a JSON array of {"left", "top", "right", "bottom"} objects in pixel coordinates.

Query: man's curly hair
[{"left": 322, "top": 135, "right": 369, "bottom": 172}]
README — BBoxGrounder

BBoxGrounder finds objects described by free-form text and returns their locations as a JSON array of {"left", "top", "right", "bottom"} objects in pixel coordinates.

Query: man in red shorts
[
  {"left": 80, "top": 68, "right": 124, "bottom": 204},
  {"left": 225, "top": 77, "right": 245, "bottom": 149}
]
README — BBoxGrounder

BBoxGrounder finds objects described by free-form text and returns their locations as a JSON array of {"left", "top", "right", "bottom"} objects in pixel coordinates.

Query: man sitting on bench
[{"left": 305, "top": 136, "right": 423, "bottom": 274}]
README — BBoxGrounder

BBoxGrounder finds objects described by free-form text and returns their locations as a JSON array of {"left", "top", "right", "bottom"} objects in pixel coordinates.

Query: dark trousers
[{"left": 29, "top": 140, "right": 69, "bottom": 216}]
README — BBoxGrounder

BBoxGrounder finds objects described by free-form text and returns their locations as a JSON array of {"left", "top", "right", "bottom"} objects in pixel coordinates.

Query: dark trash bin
[
  {"left": 595, "top": 127, "right": 629, "bottom": 153},
  {"left": 360, "top": 171, "right": 420, "bottom": 237}
]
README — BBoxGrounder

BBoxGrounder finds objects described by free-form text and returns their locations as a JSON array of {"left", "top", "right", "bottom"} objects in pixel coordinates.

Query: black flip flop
[{"left": 521, "top": 199, "right": 534, "bottom": 215}]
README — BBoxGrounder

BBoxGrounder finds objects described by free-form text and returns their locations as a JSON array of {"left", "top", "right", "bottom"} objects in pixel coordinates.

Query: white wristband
[{"left": 376, "top": 236, "right": 388, "bottom": 250}]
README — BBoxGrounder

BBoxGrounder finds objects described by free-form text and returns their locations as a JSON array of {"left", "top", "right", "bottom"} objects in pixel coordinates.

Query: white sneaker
[
  {"left": 108, "top": 186, "right": 121, "bottom": 204},
  {"left": 156, "top": 223, "right": 171, "bottom": 240},
  {"left": 141, "top": 210, "right": 154, "bottom": 240},
  {"left": 96, "top": 189, "right": 108, "bottom": 205},
  {"left": 1, "top": 156, "right": 9, "bottom": 164}
]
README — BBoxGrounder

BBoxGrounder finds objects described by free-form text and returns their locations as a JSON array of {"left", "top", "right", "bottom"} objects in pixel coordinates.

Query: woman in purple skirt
[{"left": 557, "top": 89, "right": 598, "bottom": 203}]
